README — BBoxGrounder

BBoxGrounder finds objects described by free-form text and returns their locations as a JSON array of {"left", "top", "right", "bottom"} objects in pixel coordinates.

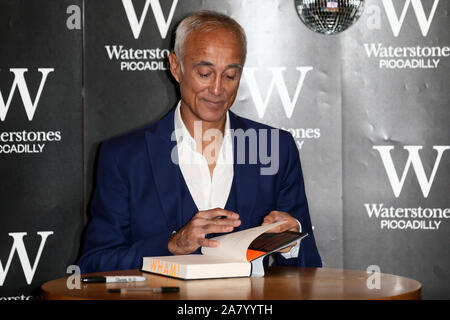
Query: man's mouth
[{"left": 202, "top": 98, "right": 225, "bottom": 108}]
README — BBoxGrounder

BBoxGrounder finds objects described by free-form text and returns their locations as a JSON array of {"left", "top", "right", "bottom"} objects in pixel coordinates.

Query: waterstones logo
[
  {"left": 0, "top": 130, "right": 61, "bottom": 154},
  {"left": 105, "top": 45, "right": 169, "bottom": 71},
  {"left": 241, "top": 67, "right": 321, "bottom": 150},
  {"left": 363, "top": 43, "right": 450, "bottom": 69},
  {"left": 365, "top": 145, "right": 450, "bottom": 231},
  {"left": 106, "top": 0, "right": 178, "bottom": 71},
  {"left": 365, "top": 203, "right": 448, "bottom": 230},
  {"left": 0, "top": 68, "right": 62, "bottom": 154},
  {"left": 281, "top": 127, "right": 320, "bottom": 150},
  {"left": 364, "top": 0, "right": 446, "bottom": 69}
]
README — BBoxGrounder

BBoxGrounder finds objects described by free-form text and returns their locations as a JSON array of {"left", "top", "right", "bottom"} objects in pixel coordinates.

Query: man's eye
[
  {"left": 199, "top": 73, "right": 210, "bottom": 78},
  {"left": 225, "top": 74, "right": 236, "bottom": 80}
]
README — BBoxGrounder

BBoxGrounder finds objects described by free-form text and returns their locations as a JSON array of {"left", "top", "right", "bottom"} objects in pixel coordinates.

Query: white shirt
[
  {"left": 174, "top": 102, "right": 234, "bottom": 211},
  {"left": 174, "top": 102, "right": 300, "bottom": 259}
]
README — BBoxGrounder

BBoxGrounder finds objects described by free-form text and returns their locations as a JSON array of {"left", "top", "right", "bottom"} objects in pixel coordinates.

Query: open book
[{"left": 141, "top": 221, "right": 308, "bottom": 280}]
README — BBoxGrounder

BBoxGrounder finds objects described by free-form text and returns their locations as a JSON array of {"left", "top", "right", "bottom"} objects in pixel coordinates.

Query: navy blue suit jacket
[{"left": 78, "top": 108, "right": 322, "bottom": 273}]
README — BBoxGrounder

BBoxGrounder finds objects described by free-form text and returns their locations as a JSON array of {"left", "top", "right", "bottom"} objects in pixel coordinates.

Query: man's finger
[
  {"left": 202, "top": 223, "right": 236, "bottom": 235},
  {"left": 276, "top": 242, "right": 296, "bottom": 253},
  {"left": 268, "top": 225, "right": 285, "bottom": 233},
  {"left": 278, "top": 220, "right": 298, "bottom": 231},
  {"left": 262, "top": 219, "right": 290, "bottom": 233},
  {"left": 191, "top": 216, "right": 241, "bottom": 229},
  {"left": 198, "top": 238, "right": 220, "bottom": 248},
  {"left": 262, "top": 210, "right": 299, "bottom": 232},
  {"left": 210, "top": 217, "right": 241, "bottom": 227},
  {"left": 261, "top": 216, "right": 274, "bottom": 225},
  {"left": 198, "top": 208, "right": 239, "bottom": 220}
]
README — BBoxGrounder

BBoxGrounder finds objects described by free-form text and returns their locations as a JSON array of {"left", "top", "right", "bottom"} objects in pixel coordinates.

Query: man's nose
[{"left": 209, "top": 75, "right": 224, "bottom": 96}]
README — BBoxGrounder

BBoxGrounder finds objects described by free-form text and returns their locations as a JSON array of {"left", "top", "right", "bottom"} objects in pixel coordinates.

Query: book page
[
  {"left": 201, "top": 221, "right": 287, "bottom": 262},
  {"left": 146, "top": 254, "right": 244, "bottom": 265}
]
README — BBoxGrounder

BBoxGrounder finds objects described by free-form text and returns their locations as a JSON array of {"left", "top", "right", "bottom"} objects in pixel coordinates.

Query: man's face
[{"left": 169, "top": 27, "right": 244, "bottom": 124}]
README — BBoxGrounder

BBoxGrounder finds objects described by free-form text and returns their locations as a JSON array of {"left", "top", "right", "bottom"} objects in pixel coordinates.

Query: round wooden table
[{"left": 41, "top": 267, "right": 421, "bottom": 300}]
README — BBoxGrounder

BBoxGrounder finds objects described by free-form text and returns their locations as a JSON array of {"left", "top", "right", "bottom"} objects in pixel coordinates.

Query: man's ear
[{"left": 168, "top": 52, "right": 182, "bottom": 83}]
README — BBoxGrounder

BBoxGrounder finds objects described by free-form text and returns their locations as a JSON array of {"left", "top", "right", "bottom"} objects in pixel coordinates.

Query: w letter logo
[
  {"left": 122, "top": 0, "right": 178, "bottom": 39},
  {"left": 382, "top": 0, "right": 439, "bottom": 37},
  {"left": 0, "top": 232, "right": 53, "bottom": 286},
  {"left": 373, "top": 145, "right": 449, "bottom": 198},
  {"left": 243, "top": 67, "right": 313, "bottom": 119},
  {"left": 0, "top": 68, "right": 54, "bottom": 121}
]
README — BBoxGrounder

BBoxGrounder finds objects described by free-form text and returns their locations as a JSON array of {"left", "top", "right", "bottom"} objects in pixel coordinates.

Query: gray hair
[{"left": 173, "top": 10, "right": 247, "bottom": 71}]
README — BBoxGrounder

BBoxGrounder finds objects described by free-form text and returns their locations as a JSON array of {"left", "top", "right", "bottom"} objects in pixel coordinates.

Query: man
[{"left": 78, "top": 11, "right": 321, "bottom": 273}]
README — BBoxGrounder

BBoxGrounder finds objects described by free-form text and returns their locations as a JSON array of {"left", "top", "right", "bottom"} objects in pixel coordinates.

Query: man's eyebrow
[
  {"left": 227, "top": 63, "right": 243, "bottom": 70},
  {"left": 193, "top": 61, "right": 243, "bottom": 70},
  {"left": 194, "top": 61, "right": 214, "bottom": 67}
]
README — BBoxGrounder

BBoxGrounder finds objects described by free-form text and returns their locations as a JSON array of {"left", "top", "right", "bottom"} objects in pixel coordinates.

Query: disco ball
[{"left": 294, "top": 0, "right": 365, "bottom": 35}]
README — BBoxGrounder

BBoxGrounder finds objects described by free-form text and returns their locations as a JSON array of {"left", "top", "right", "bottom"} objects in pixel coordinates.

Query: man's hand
[
  {"left": 261, "top": 210, "right": 299, "bottom": 253},
  {"left": 168, "top": 208, "right": 241, "bottom": 255}
]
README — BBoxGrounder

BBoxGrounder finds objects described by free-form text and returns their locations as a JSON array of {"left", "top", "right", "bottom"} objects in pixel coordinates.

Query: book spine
[{"left": 144, "top": 258, "right": 183, "bottom": 278}]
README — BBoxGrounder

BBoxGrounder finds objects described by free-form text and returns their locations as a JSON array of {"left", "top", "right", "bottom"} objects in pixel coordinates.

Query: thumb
[{"left": 262, "top": 216, "right": 274, "bottom": 225}]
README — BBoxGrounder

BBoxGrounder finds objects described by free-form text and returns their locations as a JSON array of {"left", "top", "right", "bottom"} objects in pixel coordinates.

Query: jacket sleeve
[
  {"left": 273, "top": 131, "right": 322, "bottom": 267},
  {"left": 77, "top": 140, "right": 172, "bottom": 274}
]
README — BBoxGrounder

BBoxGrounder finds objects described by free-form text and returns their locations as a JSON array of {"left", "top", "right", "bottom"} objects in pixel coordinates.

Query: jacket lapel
[
  {"left": 229, "top": 111, "right": 258, "bottom": 229},
  {"left": 144, "top": 108, "right": 183, "bottom": 232}
]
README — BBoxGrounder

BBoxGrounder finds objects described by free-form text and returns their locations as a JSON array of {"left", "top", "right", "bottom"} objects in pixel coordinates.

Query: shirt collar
[{"left": 174, "top": 101, "right": 231, "bottom": 152}]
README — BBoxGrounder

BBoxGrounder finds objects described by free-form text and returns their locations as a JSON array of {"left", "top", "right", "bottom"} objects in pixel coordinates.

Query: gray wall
[{"left": 0, "top": 0, "right": 448, "bottom": 299}]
